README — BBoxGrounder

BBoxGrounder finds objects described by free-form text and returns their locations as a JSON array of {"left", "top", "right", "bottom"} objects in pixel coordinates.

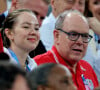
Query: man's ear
[
  {"left": 53, "top": 29, "right": 60, "bottom": 39},
  {"left": 5, "top": 28, "right": 14, "bottom": 40},
  {"left": 53, "top": 29, "right": 60, "bottom": 45},
  {"left": 10, "top": 0, "right": 17, "bottom": 12},
  {"left": 51, "top": 0, "right": 56, "bottom": 10}
]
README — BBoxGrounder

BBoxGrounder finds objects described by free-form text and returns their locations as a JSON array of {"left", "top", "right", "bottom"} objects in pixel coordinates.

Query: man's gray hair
[{"left": 55, "top": 10, "right": 88, "bottom": 29}]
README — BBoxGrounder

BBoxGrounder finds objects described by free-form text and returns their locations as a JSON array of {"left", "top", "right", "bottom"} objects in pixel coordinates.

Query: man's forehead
[
  {"left": 64, "top": 12, "right": 87, "bottom": 24},
  {"left": 62, "top": 13, "right": 89, "bottom": 32},
  {"left": 23, "top": 0, "right": 48, "bottom": 15},
  {"left": 23, "top": 0, "right": 47, "bottom": 7}
]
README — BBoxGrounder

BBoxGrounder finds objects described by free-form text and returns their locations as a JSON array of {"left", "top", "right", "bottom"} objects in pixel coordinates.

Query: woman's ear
[{"left": 5, "top": 28, "right": 14, "bottom": 40}]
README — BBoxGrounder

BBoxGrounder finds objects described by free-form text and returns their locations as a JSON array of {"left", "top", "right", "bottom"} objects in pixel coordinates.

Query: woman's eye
[
  {"left": 35, "top": 28, "right": 39, "bottom": 31},
  {"left": 23, "top": 26, "right": 30, "bottom": 29}
]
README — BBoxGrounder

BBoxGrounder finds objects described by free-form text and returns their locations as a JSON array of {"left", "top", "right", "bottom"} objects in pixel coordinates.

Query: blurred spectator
[
  {"left": 0, "top": 32, "right": 3, "bottom": 53},
  {"left": 0, "top": 0, "right": 10, "bottom": 27},
  {"left": 10, "top": 0, "right": 49, "bottom": 26},
  {"left": 7, "top": 0, "right": 12, "bottom": 10},
  {"left": 2, "top": 9, "right": 39, "bottom": 71},
  {"left": 95, "top": 84, "right": 100, "bottom": 90},
  {"left": 34, "top": 10, "right": 99, "bottom": 89},
  {"left": 27, "top": 63, "right": 77, "bottom": 90},
  {"left": 0, "top": 52, "right": 10, "bottom": 61},
  {"left": 47, "top": 5, "right": 52, "bottom": 16},
  {"left": 0, "top": 0, "right": 7, "bottom": 14},
  {"left": 83, "top": 0, "right": 100, "bottom": 82},
  {"left": 0, "top": 0, "right": 8, "bottom": 53},
  {"left": 0, "top": 62, "right": 30, "bottom": 90}
]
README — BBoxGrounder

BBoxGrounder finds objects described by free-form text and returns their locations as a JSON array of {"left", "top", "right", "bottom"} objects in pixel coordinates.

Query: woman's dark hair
[
  {"left": 1, "top": 9, "right": 35, "bottom": 48},
  {"left": 84, "top": 0, "right": 93, "bottom": 17}
]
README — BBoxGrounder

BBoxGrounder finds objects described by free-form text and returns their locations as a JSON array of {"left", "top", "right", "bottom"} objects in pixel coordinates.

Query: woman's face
[
  {"left": 89, "top": 0, "right": 100, "bottom": 21},
  {"left": 9, "top": 12, "right": 40, "bottom": 52}
]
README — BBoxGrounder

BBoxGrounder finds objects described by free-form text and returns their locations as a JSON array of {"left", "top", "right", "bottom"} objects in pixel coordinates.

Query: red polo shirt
[{"left": 34, "top": 46, "right": 99, "bottom": 90}]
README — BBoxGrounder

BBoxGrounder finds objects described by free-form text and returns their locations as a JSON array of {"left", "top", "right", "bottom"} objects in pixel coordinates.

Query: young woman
[{"left": 2, "top": 9, "right": 40, "bottom": 71}]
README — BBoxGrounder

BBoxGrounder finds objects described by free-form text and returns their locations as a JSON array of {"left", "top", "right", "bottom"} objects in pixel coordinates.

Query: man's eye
[
  {"left": 94, "top": 1, "right": 100, "bottom": 5},
  {"left": 72, "top": 33, "right": 78, "bottom": 36},
  {"left": 70, "top": 32, "right": 78, "bottom": 36}
]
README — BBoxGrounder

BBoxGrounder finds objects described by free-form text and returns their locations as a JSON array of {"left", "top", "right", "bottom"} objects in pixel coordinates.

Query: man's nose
[{"left": 76, "top": 35, "right": 83, "bottom": 44}]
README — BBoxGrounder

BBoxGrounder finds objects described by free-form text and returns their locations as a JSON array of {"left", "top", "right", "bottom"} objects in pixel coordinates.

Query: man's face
[
  {"left": 51, "top": 0, "right": 85, "bottom": 17},
  {"left": 54, "top": 14, "right": 89, "bottom": 62},
  {"left": 45, "top": 65, "right": 77, "bottom": 90},
  {"left": 11, "top": 0, "right": 48, "bottom": 26}
]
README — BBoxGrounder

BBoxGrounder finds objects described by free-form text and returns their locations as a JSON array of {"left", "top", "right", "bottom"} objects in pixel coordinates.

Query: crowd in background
[{"left": 0, "top": 0, "right": 100, "bottom": 90}]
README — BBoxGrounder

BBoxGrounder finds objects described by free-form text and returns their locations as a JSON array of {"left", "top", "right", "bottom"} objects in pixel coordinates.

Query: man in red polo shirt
[{"left": 33, "top": 10, "right": 99, "bottom": 90}]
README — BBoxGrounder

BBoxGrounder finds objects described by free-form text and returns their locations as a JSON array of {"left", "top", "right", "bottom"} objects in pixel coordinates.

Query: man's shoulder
[
  {"left": 33, "top": 51, "right": 56, "bottom": 65},
  {"left": 79, "top": 60, "right": 95, "bottom": 72},
  {"left": 79, "top": 60, "right": 93, "bottom": 67}
]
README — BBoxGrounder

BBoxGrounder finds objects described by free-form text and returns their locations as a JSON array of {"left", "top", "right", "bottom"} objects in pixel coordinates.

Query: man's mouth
[{"left": 72, "top": 49, "right": 82, "bottom": 52}]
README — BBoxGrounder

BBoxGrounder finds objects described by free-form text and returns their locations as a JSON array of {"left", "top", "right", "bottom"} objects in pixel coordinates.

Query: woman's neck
[{"left": 9, "top": 46, "right": 28, "bottom": 67}]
